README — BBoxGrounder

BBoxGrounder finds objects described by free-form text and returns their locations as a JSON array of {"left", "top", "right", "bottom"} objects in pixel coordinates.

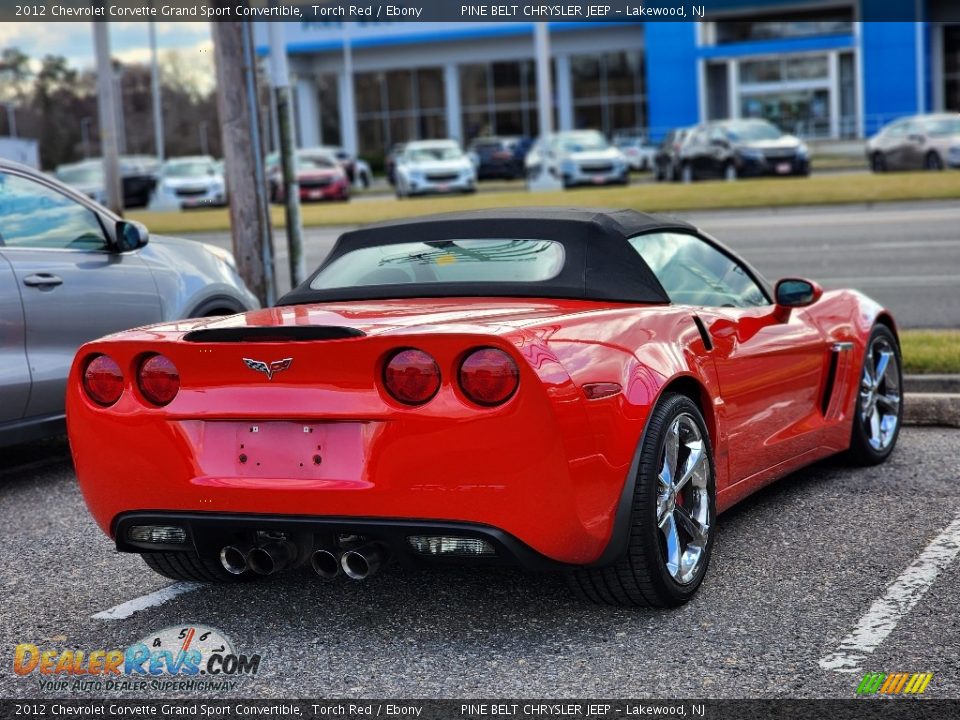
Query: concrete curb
[
  {"left": 904, "top": 393, "right": 960, "bottom": 428},
  {"left": 904, "top": 374, "right": 960, "bottom": 394}
]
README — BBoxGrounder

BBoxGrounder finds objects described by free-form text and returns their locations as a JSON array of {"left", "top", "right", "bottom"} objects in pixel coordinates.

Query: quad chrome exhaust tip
[
  {"left": 219, "top": 544, "right": 251, "bottom": 575},
  {"left": 340, "top": 543, "right": 387, "bottom": 581},
  {"left": 247, "top": 541, "right": 295, "bottom": 576},
  {"left": 310, "top": 549, "right": 342, "bottom": 579}
]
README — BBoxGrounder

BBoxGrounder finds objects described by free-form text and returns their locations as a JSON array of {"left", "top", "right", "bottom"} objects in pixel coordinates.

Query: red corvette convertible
[{"left": 67, "top": 208, "right": 902, "bottom": 607}]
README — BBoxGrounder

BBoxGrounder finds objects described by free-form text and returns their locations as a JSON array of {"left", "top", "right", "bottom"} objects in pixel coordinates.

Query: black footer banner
[{"left": 3, "top": 700, "right": 959, "bottom": 720}]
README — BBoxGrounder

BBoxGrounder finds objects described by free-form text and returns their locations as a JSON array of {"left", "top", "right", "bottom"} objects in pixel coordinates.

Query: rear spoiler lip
[{"left": 182, "top": 326, "right": 365, "bottom": 343}]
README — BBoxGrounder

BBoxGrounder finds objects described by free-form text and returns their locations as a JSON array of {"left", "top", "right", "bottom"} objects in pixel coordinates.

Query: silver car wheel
[
  {"left": 859, "top": 336, "right": 901, "bottom": 451},
  {"left": 656, "top": 413, "right": 711, "bottom": 585}
]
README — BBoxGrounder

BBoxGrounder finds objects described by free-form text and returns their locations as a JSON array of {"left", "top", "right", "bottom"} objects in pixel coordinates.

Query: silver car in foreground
[
  {"left": 867, "top": 113, "right": 960, "bottom": 172},
  {"left": 0, "top": 160, "right": 259, "bottom": 447}
]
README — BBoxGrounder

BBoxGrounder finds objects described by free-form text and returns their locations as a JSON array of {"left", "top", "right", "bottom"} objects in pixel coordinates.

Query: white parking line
[
  {"left": 92, "top": 582, "right": 203, "bottom": 621},
  {"left": 819, "top": 514, "right": 960, "bottom": 673}
]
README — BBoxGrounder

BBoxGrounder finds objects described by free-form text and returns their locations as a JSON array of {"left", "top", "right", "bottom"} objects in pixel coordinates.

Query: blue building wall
[
  {"left": 644, "top": 23, "right": 700, "bottom": 137},
  {"left": 860, "top": 21, "right": 922, "bottom": 135}
]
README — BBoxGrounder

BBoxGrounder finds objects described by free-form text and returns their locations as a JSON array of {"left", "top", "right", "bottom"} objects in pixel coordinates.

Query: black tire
[
  {"left": 141, "top": 551, "right": 257, "bottom": 583},
  {"left": 925, "top": 151, "right": 944, "bottom": 171},
  {"left": 846, "top": 324, "right": 903, "bottom": 466},
  {"left": 871, "top": 152, "right": 887, "bottom": 173},
  {"left": 567, "top": 393, "right": 716, "bottom": 608}
]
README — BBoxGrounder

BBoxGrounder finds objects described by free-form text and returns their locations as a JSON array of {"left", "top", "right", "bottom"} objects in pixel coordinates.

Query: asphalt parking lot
[
  {"left": 192, "top": 199, "right": 960, "bottom": 329},
  {"left": 1, "top": 427, "right": 957, "bottom": 699}
]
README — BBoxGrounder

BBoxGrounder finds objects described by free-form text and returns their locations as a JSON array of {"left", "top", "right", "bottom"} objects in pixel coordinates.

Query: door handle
[{"left": 23, "top": 273, "right": 63, "bottom": 287}]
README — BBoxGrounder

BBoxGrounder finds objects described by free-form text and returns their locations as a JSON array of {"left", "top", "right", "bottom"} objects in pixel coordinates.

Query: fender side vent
[
  {"left": 823, "top": 341, "right": 854, "bottom": 419},
  {"left": 183, "top": 326, "right": 365, "bottom": 343},
  {"left": 821, "top": 351, "right": 839, "bottom": 416},
  {"left": 692, "top": 315, "right": 713, "bottom": 351}
]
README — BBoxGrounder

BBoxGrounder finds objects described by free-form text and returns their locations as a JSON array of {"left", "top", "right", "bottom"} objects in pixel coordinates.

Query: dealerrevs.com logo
[
  {"left": 856, "top": 672, "right": 934, "bottom": 696},
  {"left": 14, "top": 625, "right": 261, "bottom": 692}
]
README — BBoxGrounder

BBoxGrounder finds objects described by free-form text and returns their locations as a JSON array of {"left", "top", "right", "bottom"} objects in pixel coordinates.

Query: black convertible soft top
[{"left": 278, "top": 208, "right": 698, "bottom": 306}]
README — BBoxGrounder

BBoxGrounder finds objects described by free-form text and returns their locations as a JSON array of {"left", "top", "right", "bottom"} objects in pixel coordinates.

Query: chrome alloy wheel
[
  {"left": 656, "top": 413, "right": 711, "bottom": 585},
  {"left": 860, "top": 336, "right": 901, "bottom": 451}
]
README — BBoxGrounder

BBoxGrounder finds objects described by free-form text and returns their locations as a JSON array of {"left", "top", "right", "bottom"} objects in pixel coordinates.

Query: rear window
[{"left": 310, "top": 239, "right": 565, "bottom": 289}]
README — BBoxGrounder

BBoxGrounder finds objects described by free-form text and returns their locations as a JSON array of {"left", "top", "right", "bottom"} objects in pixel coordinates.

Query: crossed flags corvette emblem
[{"left": 242, "top": 357, "right": 293, "bottom": 380}]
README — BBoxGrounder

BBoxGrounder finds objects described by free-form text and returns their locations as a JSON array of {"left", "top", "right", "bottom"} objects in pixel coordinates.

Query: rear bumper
[{"left": 114, "top": 511, "right": 563, "bottom": 570}]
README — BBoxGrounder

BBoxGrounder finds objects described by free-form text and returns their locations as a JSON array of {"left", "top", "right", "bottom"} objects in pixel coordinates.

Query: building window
[
  {"left": 459, "top": 60, "right": 539, "bottom": 141},
  {"left": 706, "top": 9, "right": 853, "bottom": 45},
  {"left": 570, "top": 50, "right": 646, "bottom": 137},
  {"left": 946, "top": 25, "right": 960, "bottom": 111},
  {"left": 317, "top": 74, "right": 341, "bottom": 146},
  {"left": 354, "top": 68, "right": 446, "bottom": 157},
  {"left": 740, "top": 89, "right": 830, "bottom": 137},
  {"left": 732, "top": 51, "right": 845, "bottom": 138},
  {"left": 705, "top": 61, "right": 729, "bottom": 120}
]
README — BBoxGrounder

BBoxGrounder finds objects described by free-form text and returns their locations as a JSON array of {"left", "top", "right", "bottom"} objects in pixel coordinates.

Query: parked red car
[
  {"left": 267, "top": 149, "right": 349, "bottom": 203},
  {"left": 67, "top": 209, "right": 902, "bottom": 607}
]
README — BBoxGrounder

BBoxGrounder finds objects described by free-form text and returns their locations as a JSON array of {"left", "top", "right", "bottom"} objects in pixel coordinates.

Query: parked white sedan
[
  {"left": 394, "top": 140, "right": 476, "bottom": 198},
  {"left": 149, "top": 156, "right": 227, "bottom": 210}
]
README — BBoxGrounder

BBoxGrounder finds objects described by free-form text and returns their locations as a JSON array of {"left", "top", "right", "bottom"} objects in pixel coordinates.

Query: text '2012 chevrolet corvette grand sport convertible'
[{"left": 67, "top": 208, "right": 902, "bottom": 608}]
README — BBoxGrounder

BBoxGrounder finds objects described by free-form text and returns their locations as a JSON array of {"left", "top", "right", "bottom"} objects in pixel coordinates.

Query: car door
[
  {"left": 0, "top": 169, "right": 162, "bottom": 419},
  {"left": 882, "top": 121, "right": 910, "bottom": 168},
  {"left": 628, "top": 231, "right": 828, "bottom": 485},
  {"left": 705, "top": 126, "right": 730, "bottom": 177},
  {"left": 901, "top": 119, "right": 928, "bottom": 169},
  {"left": 685, "top": 128, "right": 709, "bottom": 178},
  {"left": 0, "top": 252, "right": 31, "bottom": 424}
]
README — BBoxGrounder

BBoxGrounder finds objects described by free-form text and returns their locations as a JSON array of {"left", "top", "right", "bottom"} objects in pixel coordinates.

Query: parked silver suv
[{"left": 0, "top": 160, "right": 259, "bottom": 447}]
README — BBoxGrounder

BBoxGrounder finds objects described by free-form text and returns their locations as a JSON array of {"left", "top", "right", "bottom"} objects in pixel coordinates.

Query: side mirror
[
  {"left": 774, "top": 278, "right": 822, "bottom": 320},
  {"left": 115, "top": 219, "right": 149, "bottom": 252}
]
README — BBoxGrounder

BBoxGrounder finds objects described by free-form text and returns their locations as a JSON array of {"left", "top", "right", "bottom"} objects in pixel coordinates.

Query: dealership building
[{"left": 255, "top": 0, "right": 960, "bottom": 159}]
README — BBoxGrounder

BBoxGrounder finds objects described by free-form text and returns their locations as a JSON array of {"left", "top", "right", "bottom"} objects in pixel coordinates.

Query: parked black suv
[{"left": 677, "top": 119, "right": 810, "bottom": 181}]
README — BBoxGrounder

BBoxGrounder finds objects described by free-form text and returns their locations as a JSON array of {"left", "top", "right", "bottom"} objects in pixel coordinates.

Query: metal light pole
[
  {"left": 3, "top": 103, "right": 16, "bottom": 138},
  {"left": 529, "top": 23, "right": 561, "bottom": 192},
  {"left": 92, "top": 19, "right": 123, "bottom": 214},
  {"left": 341, "top": 22, "right": 357, "bottom": 156},
  {"left": 113, "top": 65, "right": 127, "bottom": 155},
  {"left": 199, "top": 121, "right": 209, "bottom": 156},
  {"left": 268, "top": 21, "right": 305, "bottom": 288},
  {"left": 241, "top": 20, "right": 275, "bottom": 306},
  {"left": 81, "top": 117, "right": 92, "bottom": 159},
  {"left": 149, "top": 21, "right": 164, "bottom": 162}
]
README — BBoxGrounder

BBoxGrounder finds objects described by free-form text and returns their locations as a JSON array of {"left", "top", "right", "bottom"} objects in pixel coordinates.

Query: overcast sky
[{"left": 1, "top": 21, "right": 212, "bottom": 70}]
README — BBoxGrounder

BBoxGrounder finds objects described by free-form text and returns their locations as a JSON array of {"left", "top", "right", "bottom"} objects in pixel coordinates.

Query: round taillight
[
  {"left": 138, "top": 354, "right": 180, "bottom": 406},
  {"left": 383, "top": 349, "right": 440, "bottom": 406},
  {"left": 83, "top": 355, "right": 124, "bottom": 407},
  {"left": 458, "top": 348, "right": 519, "bottom": 407}
]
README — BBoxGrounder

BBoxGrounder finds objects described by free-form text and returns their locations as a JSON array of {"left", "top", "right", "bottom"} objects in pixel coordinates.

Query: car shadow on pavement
[{"left": 0, "top": 436, "right": 73, "bottom": 486}]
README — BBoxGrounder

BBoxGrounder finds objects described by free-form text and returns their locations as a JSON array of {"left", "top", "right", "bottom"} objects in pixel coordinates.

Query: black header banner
[
  {"left": 3, "top": 0, "right": 952, "bottom": 23},
  {"left": 2, "top": 700, "right": 960, "bottom": 719}
]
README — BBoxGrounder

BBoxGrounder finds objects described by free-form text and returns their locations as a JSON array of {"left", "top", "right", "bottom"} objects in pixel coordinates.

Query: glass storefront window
[
  {"left": 740, "top": 88, "right": 830, "bottom": 137},
  {"left": 712, "top": 9, "right": 853, "bottom": 44},
  {"left": 459, "top": 59, "right": 540, "bottom": 142},
  {"left": 570, "top": 50, "right": 647, "bottom": 136},
  {"left": 355, "top": 68, "right": 447, "bottom": 156},
  {"left": 570, "top": 55, "right": 603, "bottom": 99},
  {"left": 387, "top": 70, "right": 414, "bottom": 112},
  {"left": 945, "top": 25, "right": 960, "bottom": 111},
  {"left": 418, "top": 69, "right": 444, "bottom": 112},
  {"left": 740, "top": 56, "right": 828, "bottom": 84}
]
